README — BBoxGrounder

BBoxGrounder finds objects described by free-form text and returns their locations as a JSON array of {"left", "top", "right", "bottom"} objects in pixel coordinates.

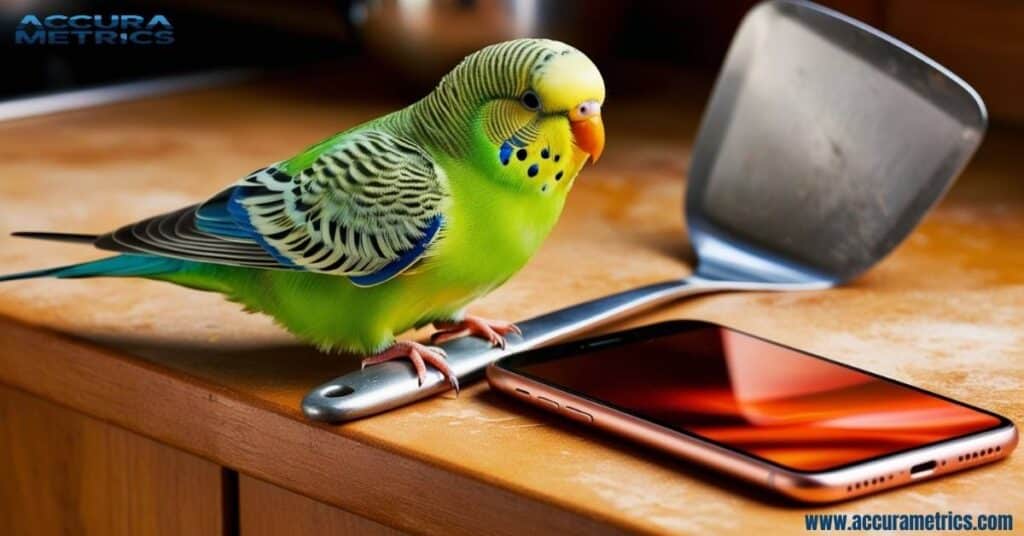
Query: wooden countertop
[{"left": 1, "top": 66, "right": 1022, "bottom": 534}]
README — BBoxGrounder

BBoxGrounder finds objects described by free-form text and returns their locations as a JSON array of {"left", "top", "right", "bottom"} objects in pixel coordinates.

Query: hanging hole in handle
[{"left": 323, "top": 385, "right": 355, "bottom": 398}]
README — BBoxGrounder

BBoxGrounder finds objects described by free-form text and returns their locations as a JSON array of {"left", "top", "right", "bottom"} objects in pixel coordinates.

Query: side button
[
  {"left": 565, "top": 406, "right": 593, "bottom": 423},
  {"left": 537, "top": 397, "right": 559, "bottom": 409}
]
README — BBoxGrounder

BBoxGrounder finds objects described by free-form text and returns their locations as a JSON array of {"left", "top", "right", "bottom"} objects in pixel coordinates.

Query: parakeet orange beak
[{"left": 570, "top": 100, "right": 604, "bottom": 163}]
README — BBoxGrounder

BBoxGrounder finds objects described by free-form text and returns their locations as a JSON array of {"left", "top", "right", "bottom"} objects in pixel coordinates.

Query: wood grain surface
[
  {"left": 0, "top": 66, "right": 1021, "bottom": 534},
  {"left": 240, "top": 475, "right": 404, "bottom": 536},
  {"left": 0, "top": 385, "right": 224, "bottom": 536}
]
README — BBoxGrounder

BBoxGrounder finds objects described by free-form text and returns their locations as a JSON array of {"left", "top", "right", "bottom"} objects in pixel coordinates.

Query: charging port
[{"left": 910, "top": 460, "right": 937, "bottom": 478}]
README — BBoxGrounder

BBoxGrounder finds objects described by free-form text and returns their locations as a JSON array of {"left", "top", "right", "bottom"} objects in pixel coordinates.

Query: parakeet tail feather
[
  {"left": 11, "top": 231, "right": 99, "bottom": 244},
  {"left": 0, "top": 254, "right": 183, "bottom": 282}
]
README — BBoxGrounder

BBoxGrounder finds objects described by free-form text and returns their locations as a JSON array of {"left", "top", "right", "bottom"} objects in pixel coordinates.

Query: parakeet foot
[
  {"left": 361, "top": 341, "right": 459, "bottom": 392},
  {"left": 431, "top": 315, "right": 522, "bottom": 349}
]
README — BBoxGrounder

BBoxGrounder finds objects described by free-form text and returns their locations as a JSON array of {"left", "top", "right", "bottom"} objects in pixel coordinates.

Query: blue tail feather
[{"left": 0, "top": 254, "right": 183, "bottom": 282}]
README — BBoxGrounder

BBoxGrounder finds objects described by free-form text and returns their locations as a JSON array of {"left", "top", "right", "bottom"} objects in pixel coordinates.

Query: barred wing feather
[{"left": 96, "top": 130, "right": 449, "bottom": 287}]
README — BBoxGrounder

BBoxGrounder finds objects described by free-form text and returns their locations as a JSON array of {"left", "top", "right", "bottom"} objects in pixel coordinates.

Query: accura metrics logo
[{"left": 15, "top": 14, "right": 175, "bottom": 45}]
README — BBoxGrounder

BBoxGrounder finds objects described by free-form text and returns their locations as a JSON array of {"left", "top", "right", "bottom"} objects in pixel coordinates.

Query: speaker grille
[
  {"left": 957, "top": 446, "right": 1000, "bottom": 463},
  {"left": 847, "top": 473, "right": 896, "bottom": 493},
  {"left": 846, "top": 445, "right": 1001, "bottom": 493}
]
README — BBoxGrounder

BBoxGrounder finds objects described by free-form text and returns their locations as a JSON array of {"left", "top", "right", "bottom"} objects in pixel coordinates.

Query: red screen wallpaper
[{"left": 518, "top": 326, "right": 1001, "bottom": 471}]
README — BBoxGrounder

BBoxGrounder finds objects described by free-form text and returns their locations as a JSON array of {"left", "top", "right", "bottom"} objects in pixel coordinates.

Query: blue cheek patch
[{"left": 499, "top": 142, "right": 512, "bottom": 166}]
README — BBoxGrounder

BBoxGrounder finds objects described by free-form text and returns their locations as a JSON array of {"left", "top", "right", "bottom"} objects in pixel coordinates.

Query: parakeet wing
[{"left": 95, "top": 130, "right": 449, "bottom": 286}]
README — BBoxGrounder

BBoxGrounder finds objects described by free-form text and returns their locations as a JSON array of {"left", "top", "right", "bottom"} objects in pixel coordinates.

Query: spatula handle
[{"left": 302, "top": 276, "right": 726, "bottom": 422}]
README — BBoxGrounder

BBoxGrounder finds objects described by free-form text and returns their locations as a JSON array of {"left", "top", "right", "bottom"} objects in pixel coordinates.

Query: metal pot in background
[{"left": 344, "top": 0, "right": 625, "bottom": 89}]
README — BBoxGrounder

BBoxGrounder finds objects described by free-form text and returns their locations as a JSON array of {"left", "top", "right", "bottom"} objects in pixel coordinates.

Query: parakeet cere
[{"left": 0, "top": 39, "right": 606, "bottom": 390}]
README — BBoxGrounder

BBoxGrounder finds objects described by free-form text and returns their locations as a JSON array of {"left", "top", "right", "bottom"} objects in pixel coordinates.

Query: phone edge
[{"left": 486, "top": 362, "right": 1018, "bottom": 504}]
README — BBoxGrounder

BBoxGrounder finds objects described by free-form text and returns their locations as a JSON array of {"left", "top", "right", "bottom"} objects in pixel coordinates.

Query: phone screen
[{"left": 505, "top": 322, "right": 1004, "bottom": 472}]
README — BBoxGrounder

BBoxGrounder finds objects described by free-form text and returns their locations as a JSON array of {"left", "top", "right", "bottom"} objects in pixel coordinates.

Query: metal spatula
[{"left": 302, "top": 0, "right": 986, "bottom": 422}]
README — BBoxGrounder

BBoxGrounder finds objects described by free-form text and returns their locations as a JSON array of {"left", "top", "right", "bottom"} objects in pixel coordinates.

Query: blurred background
[{"left": 1, "top": 0, "right": 1022, "bottom": 124}]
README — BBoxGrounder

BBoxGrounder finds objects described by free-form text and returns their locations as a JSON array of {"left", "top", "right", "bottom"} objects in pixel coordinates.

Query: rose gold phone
[{"left": 487, "top": 320, "right": 1017, "bottom": 503}]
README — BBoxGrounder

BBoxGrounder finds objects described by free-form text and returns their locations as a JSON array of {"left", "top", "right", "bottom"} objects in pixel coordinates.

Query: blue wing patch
[
  {"left": 194, "top": 198, "right": 251, "bottom": 238},
  {"left": 193, "top": 185, "right": 299, "bottom": 267},
  {"left": 225, "top": 187, "right": 300, "bottom": 268},
  {"left": 348, "top": 214, "right": 443, "bottom": 287},
  {"left": 194, "top": 188, "right": 253, "bottom": 239}
]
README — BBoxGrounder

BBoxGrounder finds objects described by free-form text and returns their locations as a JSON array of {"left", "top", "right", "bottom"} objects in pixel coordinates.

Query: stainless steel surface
[
  {"left": 686, "top": 0, "right": 986, "bottom": 284},
  {"left": 302, "top": 0, "right": 988, "bottom": 423},
  {"left": 303, "top": 277, "right": 827, "bottom": 421}
]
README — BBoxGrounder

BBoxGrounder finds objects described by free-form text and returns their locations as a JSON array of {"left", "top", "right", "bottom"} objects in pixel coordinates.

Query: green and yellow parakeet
[{"left": 0, "top": 39, "right": 606, "bottom": 390}]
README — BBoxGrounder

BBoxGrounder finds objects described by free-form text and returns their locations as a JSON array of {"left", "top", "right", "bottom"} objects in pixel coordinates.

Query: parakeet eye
[{"left": 520, "top": 91, "right": 541, "bottom": 111}]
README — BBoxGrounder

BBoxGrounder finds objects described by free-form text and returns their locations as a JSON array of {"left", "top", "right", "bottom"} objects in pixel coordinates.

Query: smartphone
[{"left": 487, "top": 320, "right": 1017, "bottom": 503}]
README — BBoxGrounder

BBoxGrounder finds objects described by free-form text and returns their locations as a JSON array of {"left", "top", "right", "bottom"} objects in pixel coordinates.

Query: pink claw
[
  {"left": 431, "top": 315, "right": 522, "bottom": 350},
  {"left": 361, "top": 341, "right": 459, "bottom": 393}
]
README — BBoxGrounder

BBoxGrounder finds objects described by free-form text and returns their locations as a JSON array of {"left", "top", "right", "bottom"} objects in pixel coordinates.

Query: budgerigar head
[{"left": 423, "top": 39, "right": 605, "bottom": 193}]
